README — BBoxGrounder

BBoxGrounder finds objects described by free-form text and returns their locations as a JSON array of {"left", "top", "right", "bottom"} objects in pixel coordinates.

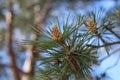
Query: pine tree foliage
[{"left": 25, "top": 8, "right": 120, "bottom": 80}]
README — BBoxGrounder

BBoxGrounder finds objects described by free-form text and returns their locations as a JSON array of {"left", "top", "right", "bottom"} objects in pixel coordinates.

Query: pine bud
[
  {"left": 44, "top": 77, "right": 49, "bottom": 80},
  {"left": 52, "top": 25, "right": 61, "bottom": 42},
  {"left": 52, "top": 57, "right": 59, "bottom": 64},
  {"left": 87, "top": 17, "right": 98, "bottom": 35},
  {"left": 117, "top": 10, "right": 120, "bottom": 17}
]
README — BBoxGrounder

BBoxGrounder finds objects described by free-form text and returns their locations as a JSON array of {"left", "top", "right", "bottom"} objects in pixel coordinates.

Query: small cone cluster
[
  {"left": 87, "top": 17, "right": 98, "bottom": 34},
  {"left": 52, "top": 57, "right": 59, "bottom": 64},
  {"left": 117, "top": 10, "right": 120, "bottom": 17},
  {"left": 52, "top": 25, "right": 61, "bottom": 42},
  {"left": 44, "top": 77, "right": 49, "bottom": 80}
]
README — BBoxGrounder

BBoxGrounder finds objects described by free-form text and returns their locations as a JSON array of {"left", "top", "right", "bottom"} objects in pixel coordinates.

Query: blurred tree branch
[
  {"left": 5, "top": 0, "right": 20, "bottom": 80},
  {"left": 0, "top": 63, "right": 30, "bottom": 75},
  {"left": 95, "top": 50, "right": 120, "bottom": 80},
  {"left": 99, "top": 48, "right": 120, "bottom": 64},
  {"left": 22, "top": 0, "right": 52, "bottom": 80}
]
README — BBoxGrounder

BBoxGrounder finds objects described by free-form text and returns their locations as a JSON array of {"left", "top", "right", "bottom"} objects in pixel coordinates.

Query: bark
[{"left": 5, "top": 0, "right": 20, "bottom": 80}]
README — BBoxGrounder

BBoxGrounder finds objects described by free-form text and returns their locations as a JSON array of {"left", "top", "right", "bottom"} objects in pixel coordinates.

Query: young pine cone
[
  {"left": 87, "top": 17, "right": 98, "bottom": 35},
  {"left": 117, "top": 10, "right": 120, "bottom": 17},
  {"left": 52, "top": 25, "right": 61, "bottom": 42}
]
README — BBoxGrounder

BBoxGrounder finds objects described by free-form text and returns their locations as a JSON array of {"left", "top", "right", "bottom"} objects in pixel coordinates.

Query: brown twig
[
  {"left": 87, "top": 41, "right": 120, "bottom": 48},
  {"left": 105, "top": 26, "right": 120, "bottom": 39}
]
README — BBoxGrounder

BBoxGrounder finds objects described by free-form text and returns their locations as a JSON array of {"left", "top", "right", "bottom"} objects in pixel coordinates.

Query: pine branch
[
  {"left": 26, "top": 15, "right": 98, "bottom": 80},
  {"left": 26, "top": 7, "right": 120, "bottom": 80}
]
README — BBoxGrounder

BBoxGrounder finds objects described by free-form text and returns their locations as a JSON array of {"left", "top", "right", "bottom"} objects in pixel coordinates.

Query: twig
[
  {"left": 94, "top": 48, "right": 120, "bottom": 80},
  {"left": 105, "top": 54, "right": 120, "bottom": 72},
  {"left": 87, "top": 41, "right": 120, "bottom": 48},
  {"left": 99, "top": 48, "right": 120, "bottom": 64},
  {"left": 98, "top": 53, "right": 120, "bottom": 79},
  {"left": 105, "top": 26, "right": 120, "bottom": 39}
]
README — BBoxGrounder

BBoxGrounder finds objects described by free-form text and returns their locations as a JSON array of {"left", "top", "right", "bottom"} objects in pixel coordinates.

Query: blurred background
[{"left": 0, "top": 0, "right": 120, "bottom": 80}]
